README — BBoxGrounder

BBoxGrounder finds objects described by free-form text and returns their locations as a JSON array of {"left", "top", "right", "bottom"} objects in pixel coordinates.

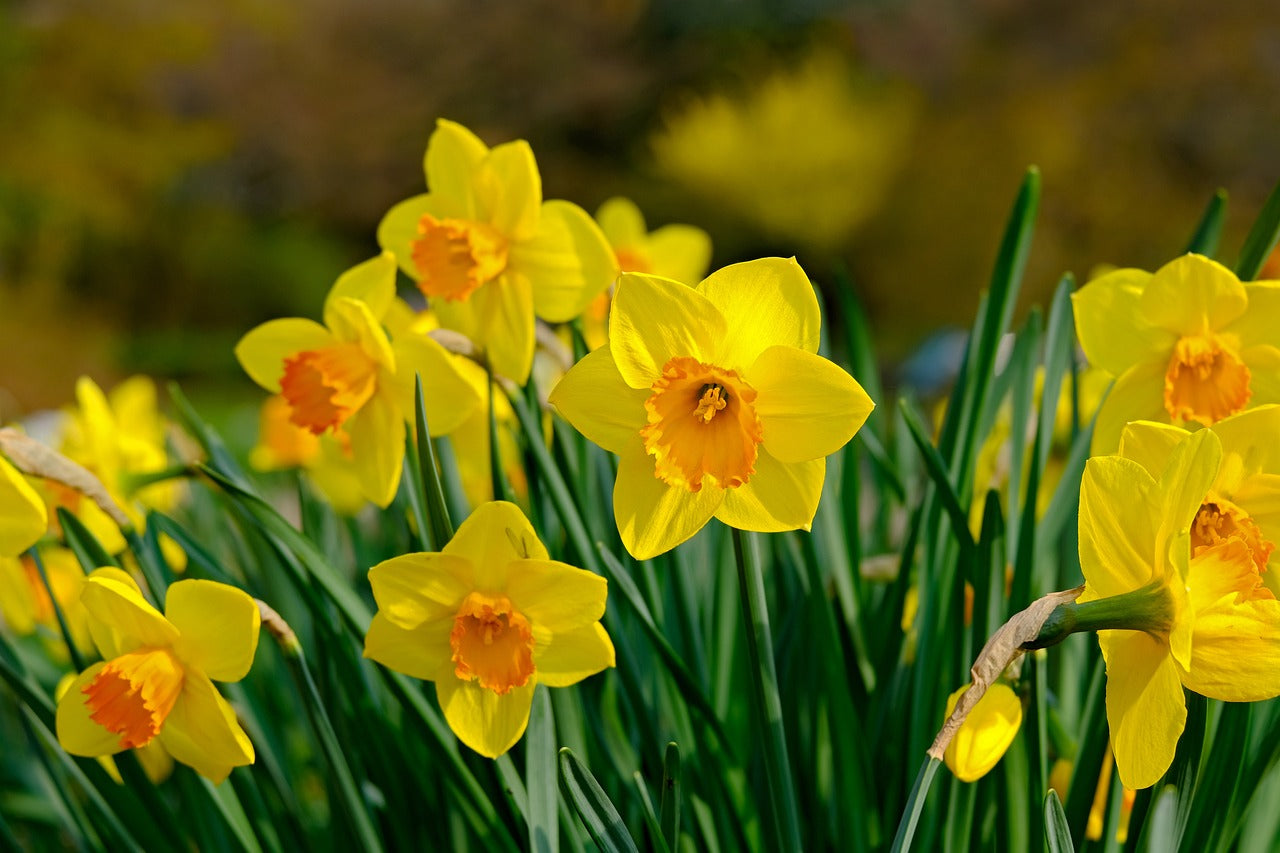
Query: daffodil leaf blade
[
  {"left": 1236, "top": 177, "right": 1280, "bottom": 280},
  {"left": 1185, "top": 188, "right": 1228, "bottom": 257},
  {"left": 558, "top": 748, "right": 640, "bottom": 853},
  {"left": 1043, "top": 790, "right": 1072, "bottom": 853}
]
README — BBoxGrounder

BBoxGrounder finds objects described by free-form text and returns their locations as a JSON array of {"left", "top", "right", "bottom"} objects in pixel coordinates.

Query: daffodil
[
  {"left": 1, "top": 452, "right": 46, "bottom": 557},
  {"left": 377, "top": 120, "right": 615, "bottom": 383},
  {"left": 1072, "top": 253, "right": 1280, "bottom": 453},
  {"left": 249, "top": 395, "right": 367, "bottom": 516},
  {"left": 0, "top": 548, "right": 92, "bottom": 654},
  {"left": 549, "top": 258, "right": 875, "bottom": 559},
  {"left": 235, "top": 253, "right": 481, "bottom": 507},
  {"left": 56, "top": 569, "right": 260, "bottom": 783},
  {"left": 1119, "top": 405, "right": 1280, "bottom": 596},
  {"left": 363, "top": 501, "right": 614, "bottom": 758},
  {"left": 942, "top": 682, "right": 1022, "bottom": 782},
  {"left": 1078, "top": 428, "right": 1280, "bottom": 788}
]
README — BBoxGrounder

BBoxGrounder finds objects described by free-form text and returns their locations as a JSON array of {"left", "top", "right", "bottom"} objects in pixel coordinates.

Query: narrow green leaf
[
  {"left": 1142, "top": 786, "right": 1180, "bottom": 853},
  {"left": 1044, "top": 790, "right": 1073, "bottom": 853},
  {"left": 1235, "top": 177, "right": 1280, "bottom": 280},
  {"left": 898, "top": 399, "right": 975, "bottom": 555},
  {"left": 1185, "top": 189, "right": 1228, "bottom": 256},
  {"left": 558, "top": 748, "right": 640, "bottom": 853},
  {"left": 57, "top": 507, "right": 120, "bottom": 572},
  {"left": 527, "top": 686, "right": 559, "bottom": 853},
  {"left": 890, "top": 757, "right": 941, "bottom": 853},
  {"left": 659, "top": 743, "right": 681, "bottom": 851},
  {"left": 414, "top": 374, "right": 456, "bottom": 549}
]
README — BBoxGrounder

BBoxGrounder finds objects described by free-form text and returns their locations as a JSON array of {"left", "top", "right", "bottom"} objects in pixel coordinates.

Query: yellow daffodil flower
[
  {"left": 377, "top": 120, "right": 615, "bottom": 383},
  {"left": 1119, "top": 405, "right": 1280, "bottom": 597},
  {"left": 249, "top": 395, "right": 367, "bottom": 516},
  {"left": 549, "top": 258, "right": 875, "bottom": 559},
  {"left": 54, "top": 672, "right": 173, "bottom": 785},
  {"left": 0, "top": 452, "right": 46, "bottom": 557},
  {"left": 0, "top": 548, "right": 92, "bottom": 654},
  {"left": 56, "top": 569, "right": 260, "bottom": 783},
  {"left": 943, "top": 682, "right": 1022, "bottom": 782},
  {"left": 1078, "top": 428, "right": 1280, "bottom": 788},
  {"left": 236, "top": 253, "right": 481, "bottom": 507},
  {"left": 1072, "top": 253, "right": 1280, "bottom": 453},
  {"left": 363, "top": 501, "right": 614, "bottom": 758}
]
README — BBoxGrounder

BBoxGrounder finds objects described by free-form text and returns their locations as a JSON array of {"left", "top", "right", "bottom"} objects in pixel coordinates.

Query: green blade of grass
[
  {"left": 558, "top": 748, "right": 640, "bottom": 853},
  {"left": 1235, "top": 178, "right": 1280, "bottom": 280},
  {"left": 1185, "top": 189, "right": 1228, "bottom": 256},
  {"left": 1044, "top": 790, "right": 1073, "bottom": 853}
]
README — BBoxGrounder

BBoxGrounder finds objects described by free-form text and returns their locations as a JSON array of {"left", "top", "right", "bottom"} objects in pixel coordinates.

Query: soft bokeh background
[{"left": 3, "top": 0, "right": 1279, "bottom": 417}]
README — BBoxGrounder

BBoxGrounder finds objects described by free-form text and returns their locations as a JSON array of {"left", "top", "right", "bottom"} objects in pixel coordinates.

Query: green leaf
[
  {"left": 1044, "top": 790, "right": 1073, "bottom": 853},
  {"left": 1235, "top": 178, "right": 1280, "bottom": 280},
  {"left": 659, "top": 743, "right": 681, "bottom": 851},
  {"left": 527, "top": 686, "right": 559, "bottom": 853},
  {"left": 558, "top": 749, "right": 640, "bottom": 853},
  {"left": 1185, "top": 189, "right": 1228, "bottom": 256}
]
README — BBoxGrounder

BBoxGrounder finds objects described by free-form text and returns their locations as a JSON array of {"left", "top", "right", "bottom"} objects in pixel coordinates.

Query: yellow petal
[
  {"left": 645, "top": 225, "right": 713, "bottom": 286},
  {"left": 1153, "top": 429, "right": 1221, "bottom": 579},
  {"left": 476, "top": 139, "right": 540, "bottom": 242},
  {"left": 698, "top": 257, "right": 822, "bottom": 369},
  {"left": 614, "top": 443, "right": 722, "bottom": 559},
  {"left": 445, "top": 501, "right": 548, "bottom": 590},
  {"left": 505, "top": 559, "right": 607, "bottom": 633},
  {"left": 1183, "top": 545, "right": 1280, "bottom": 701},
  {"left": 386, "top": 334, "right": 482, "bottom": 435},
  {"left": 363, "top": 612, "right": 454, "bottom": 680},
  {"left": 235, "top": 318, "right": 335, "bottom": 393},
  {"left": 535, "top": 623, "right": 615, "bottom": 687},
  {"left": 425, "top": 119, "right": 489, "bottom": 219},
  {"left": 368, "top": 552, "right": 474, "bottom": 629},
  {"left": 81, "top": 569, "right": 179, "bottom": 660},
  {"left": 323, "top": 253, "right": 397, "bottom": 329},
  {"left": 159, "top": 670, "right": 254, "bottom": 784},
  {"left": 0, "top": 455, "right": 46, "bottom": 556},
  {"left": 595, "top": 197, "right": 647, "bottom": 247},
  {"left": 377, "top": 193, "right": 441, "bottom": 280},
  {"left": 1222, "top": 281, "right": 1280, "bottom": 348},
  {"left": 436, "top": 674, "right": 535, "bottom": 758},
  {"left": 1071, "top": 268, "right": 1175, "bottom": 375},
  {"left": 1117, "top": 421, "right": 1189, "bottom": 481},
  {"left": 1141, "top": 254, "right": 1248, "bottom": 337},
  {"left": 1206, "top": 405, "right": 1280, "bottom": 488},
  {"left": 328, "top": 297, "right": 395, "bottom": 370},
  {"left": 1099, "top": 630, "right": 1185, "bottom": 790},
  {"left": 1090, "top": 361, "right": 1168, "bottom": 456},
  {"left": 748, "top": 345, "right": 874, "bottom": 463},
  {"left": 515, "top": 200, "right": 616, "bottom": 323},
  {"left": 548, "top": 347, "right": 649, "bottom": 456},
  {"left": 943, "top": 683, "right": 1023, "bottom": 783},
  {"left": 436, "top": 271, "right": 535, "bottom": 383},
  {"left": 0, "top": 557, "right": 37, "bottom": 635},
  {"left": 609, "top": 273, "right": 726, "bottom": 390},
  {"left": 345, "top": 392, "right": 405, "bottom": 508},
  {"left": 714, "top": 451, "right": 824, "bottom": 533},
  {"left": 166, "top": 580, "right": 261, "bottom": 683},
  {"left": 56, "top": 663, "right": 122, "bottom": 757},
  {"left": 1078, "top": 456, "right": 1157, "bottom": 599}
]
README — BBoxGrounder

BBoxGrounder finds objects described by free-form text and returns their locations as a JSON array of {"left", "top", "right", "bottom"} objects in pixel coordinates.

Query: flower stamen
[
  {"left": 1163, "top": 335, "right": 1251, "bottom": 425},
  {"left": 411, "top": 214, "right": 508, "bottom": 302},
  {"left": 83, "top": 648, "right": 185, "bottom": 750},
  {"left": 279, "top": 344, "right": 378, "bottom": 434},
  {"left": 450, "top": 592, "right": 535, "bottom": 695}
]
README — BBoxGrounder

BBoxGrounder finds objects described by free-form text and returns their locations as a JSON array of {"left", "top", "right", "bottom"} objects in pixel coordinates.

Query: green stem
[
  {"left": 890, "top": 758, "right": 941, "bottom": 853},
  {"left": 1023, "top": 581, "right": 1172, "bottom": 650},
  {"left": 27, "top": 547, "right": 86, "bottom": 672},
  {"left": 730, "top": 528, "right": 802, "bottom": 852}
]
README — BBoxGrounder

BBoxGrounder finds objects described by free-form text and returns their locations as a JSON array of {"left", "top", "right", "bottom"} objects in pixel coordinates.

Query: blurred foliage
[{"left": 2, "top": 0, "right": 1279, "bottom": 410}]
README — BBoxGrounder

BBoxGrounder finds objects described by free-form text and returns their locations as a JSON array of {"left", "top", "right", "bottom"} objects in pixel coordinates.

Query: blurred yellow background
[{"left": 2, "top": 0, "right": 1277, "bottom": 416}]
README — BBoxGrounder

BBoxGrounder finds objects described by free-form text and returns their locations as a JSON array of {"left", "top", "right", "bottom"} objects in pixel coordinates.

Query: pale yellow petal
[
  {"left": 368, "top": 552, "right": 474, "bottom": 629},
  {"left": 159, "top": 671, "right": 254, "bottom": 784},
  {"left": 1117, "top": 421, "right": 1189, "bottom": 481},
  {"left": 714, "top": 451, "right": 823, "bottom": 533},
  {"left": 1078, "top": 456, "right": 1157, "bottom": 599},
  {"left": 386, "top": 334, "right": 481, "bottom": 436},
  {"left": 345, "top": 392, "right": 405, "bottom": 508},
  {"left": 505, "top": 559, "right": 607, "bottom": 633},
  {"left": 323, "top": 253, "right": 397, "bottom": 328},
  {"left": 234, "top": 319, "right": 335, "bottom": 394},
  {"left": 609, "top": 273, "right": 726, "bottom": 390},
  {"left": 1071, "top": 268, "right": 1175, "bottom": 375},
  {"left": 645, "top": 224, "right": 712, "bottom": 286},
  {"left": 444, "top": 501, "right": 548, "bottom": 591},
  {"left": 425, "top": 119, "right": 489, "bottom": 219},
  {"left": 943, "top": 683, "right": 1022, "bottom": 783},
  {"left": 328, "top": 297, "right": 395, "bottom": 370},
  {"left": 699, "top": 258, "right": 822, "bottom": 369},
  {"left": 535, "top": 623, "right": 615, "bottom": 687},
  {"left": 436, "top": 673, "right": 535, "bottom": 758},
  {"left": 748, "top": 346, "right": 874, "bottom": 463},
  {"left": 614, "top": 443, "right": 722, "bottom": 560},
  {"left": 1090, "top": 361, "right": 1169, "bottom": 456},
  {"left": 363, "top": 613, "right": 454, "bottom": 681},
  {"left": 377, "top": 193, "right": 441, "bottom": 280},
  {"left": 547, "top": 347, "right": 649, "bottom": 456},
  {"left": 56, "top": 663, "right": 122, "bottom": 757},
  {"left": 82, "top": 569, "right": 179, "bottom": 660},
  {"left": 0, "top": 455, "right": 46, "bottom": 556},
  {"left": 1223, "top": 281, "right": 1280, "bottom": 348},
  {"left": 595, "top": 197, "right": 647, "bottom": 247},
  {"left": 1099, "top": 630, "right": 1185, "bottom": 790},
  {"left": 435, "top": 272, "right": 535, "bottom": 383},
  {"left": 513, "top": 200, "right": 616, "bottom": 323},
  {"left": 1141, "top": 254, "right": 1247, "bottom": 337},
  {"left": 166, "top": 580, "right": 261, "bottom": 683},
  {"left": 476, "top": 139, "right": 541, "bottom": 242}
]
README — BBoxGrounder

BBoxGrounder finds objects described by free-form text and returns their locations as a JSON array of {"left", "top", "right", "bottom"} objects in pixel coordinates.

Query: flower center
[
  {"left": 82, "top": 647, "right": 185, "bottom": 750},
  {"left": 411, "top": 214, "right": 509, "bottom": 302},
  {"left": 279, "top": 344, "right": 378, "bottom": 435},
  {"left": 1191, "top": 495, "right": 1275, "bottom": 576},
  {"left": 640, "top": 356, "right": 763, "bottom": 492},
  {"left": 1163, "top": 335, "right": 1251, "bottom": 425},
  {"left": 449, "top": 592, "right": 535, "bottom": 695}
]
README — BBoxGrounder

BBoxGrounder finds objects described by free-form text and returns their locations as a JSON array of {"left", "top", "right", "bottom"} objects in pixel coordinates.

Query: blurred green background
[{"left": 3, "top": 0, "right": 1278, "bottom": 416}]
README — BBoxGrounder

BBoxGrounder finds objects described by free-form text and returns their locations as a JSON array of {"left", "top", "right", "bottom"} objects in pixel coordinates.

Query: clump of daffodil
[
  {"left": 363, "top": 501, "right": 613, "bottom": 758},
  {"left": 1119, "top": 405, "right": 1280, "bottom": 597},
  {"left": 236, "top": 253, "right": 481, "bottom": 507},
  {"left": 942, "top": 682, "right": 1022, "bottom": 782},
  {"left": 1072, "top": 253, "right": 1280, "bottom": 453},
  {"left": 0, "top": 547, "right": 92, "bottom": 654},
  {"left": 1076, "top": 427, "right": 1280, "bottom": 788},
  {"left": 550, "top": 257, "right": 875, "bottom": 559},
  {"left": 577, "top": 197, "right": 714, "bottom": 350},
  {"left": 56, "top": 569, "right": 260, "bottom": 783},
  {"left": 0, "top": 451, "right": 46, "bottom": 558},
  {"left": 377, "top": 119, "right": 615, "bottom": 383}
]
